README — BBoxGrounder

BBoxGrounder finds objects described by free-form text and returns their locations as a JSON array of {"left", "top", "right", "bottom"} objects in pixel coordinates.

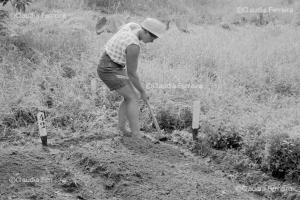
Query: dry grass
[
  {"left": 1, "top": 0, "right": 299, "bottom": 134},
  {"left": 0, "top": 0, "right": 300, "bottom": 194},
  {"left": 140, "top": 22, "right": 299, "bottom": 136}
]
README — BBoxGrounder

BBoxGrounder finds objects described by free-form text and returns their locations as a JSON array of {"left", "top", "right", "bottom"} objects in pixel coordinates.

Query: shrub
[
  {"left": 207, "top": 124, "right": 243, "bottom": 150},
  {"left": 274, "top": 81, "right": 298, "bottom": 97},
  {"left": 0, "top": 10, "right": 9, "bottom": 36},
  {"left": 170, "top": 130, "right": 193, "bottom": 146},
  {"left": 266, "top": 134, "right": 300, "bottom": 182},
  {"left": 178, "top": 106, "right": 193, "bottom": 129},
  {"left": 9, "top": 35, "right": 40, "bottom": 64},
  {"left": 156, "top": 107, "right": 178, "bottom": 133},
  {"left": 241, "top": 131, "right": 300, "bottom": 184},
  {"left": 241, "top": 124, "right": 266, "bottom": 165},
  {"left": 242, "top": 135, "right": 266, "bottom": 165},
  {"left": 155, "top": 104, "right": 192, "bottom": 133},
  {"left": 11, "top": 0, "right": 33, "bottom": 13},
  {"left": 51, "top": 114, "right": 72, "bottom": 129},
  {"left": 2, "top": 107, "right": 38, "bottom": 129}
]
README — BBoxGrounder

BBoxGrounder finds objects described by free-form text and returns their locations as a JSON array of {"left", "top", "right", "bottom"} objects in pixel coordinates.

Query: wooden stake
[
  {"left": 37, "top": 111, "right": 47, "bottom": 146},
  {"left": 3, "top": 125, "right": 7, "bottom": 137},
  {"left": 192, "top": 101, "right": 200, "bottom": 141},
  {"left": 91, "top": 78, "right": 97, "bottom": 99}
]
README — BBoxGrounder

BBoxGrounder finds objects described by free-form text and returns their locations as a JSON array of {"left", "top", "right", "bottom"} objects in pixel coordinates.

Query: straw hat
[{"left": 141, "top": 18, "right": 166, "bottom": 38}]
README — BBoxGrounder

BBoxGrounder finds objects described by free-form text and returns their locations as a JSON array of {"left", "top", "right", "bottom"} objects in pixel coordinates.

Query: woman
[{"left": 97, "top": 18, "right": 166, "bottom": 137}]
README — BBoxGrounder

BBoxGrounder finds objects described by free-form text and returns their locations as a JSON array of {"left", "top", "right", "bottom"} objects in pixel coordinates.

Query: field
[{"left": 0, "top": 0, "right": 300, "bottom": 199}]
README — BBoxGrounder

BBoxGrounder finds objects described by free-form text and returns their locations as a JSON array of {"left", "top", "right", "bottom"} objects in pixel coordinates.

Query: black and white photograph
[{"left": 0, "top": 0, "right": 299, "bottom": 199}]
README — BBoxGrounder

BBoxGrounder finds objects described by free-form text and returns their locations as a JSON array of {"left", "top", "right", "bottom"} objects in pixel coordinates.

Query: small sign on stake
[
  {"left": 91, "top": 78, "right": 97, "bottom": 98},
  {"left": 192, "top": 100, "right": 200, "bottom": 141},
  {"left": 3, "top": 125, "right": 7, "bottom": 137},
  {"left": 37, "top": 111, "right": 47, "bottom": 146}
]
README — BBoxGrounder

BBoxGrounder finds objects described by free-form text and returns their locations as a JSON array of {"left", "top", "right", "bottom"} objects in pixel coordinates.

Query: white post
[
  {"left": 91, "top": 78, "right": 97, "bottom": 99},
  {"left": 3, "top": 125, "right": 7, "bottom": 137},
  {"left": 192, "top": 100, "right": 200, "bottom": 141},
  {"left": 37, "top": 111, "right": 47, "bottom": 146}
]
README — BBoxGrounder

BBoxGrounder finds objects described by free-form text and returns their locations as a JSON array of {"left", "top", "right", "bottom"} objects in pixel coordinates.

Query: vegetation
[
  {"left": 11, "top": 0, "right": 33, "bottom": 13},
  {"left": 0, "top": 0, "right": 299, "bottom": 195}
]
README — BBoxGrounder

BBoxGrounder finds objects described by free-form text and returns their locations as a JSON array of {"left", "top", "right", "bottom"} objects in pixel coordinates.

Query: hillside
[{"left": 0, "top": 0, "right": 300, "bottom": 199}]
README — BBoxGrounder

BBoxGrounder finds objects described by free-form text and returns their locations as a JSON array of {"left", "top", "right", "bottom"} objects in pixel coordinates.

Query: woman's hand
[{"left": 140, "top": 91, "right": 149, "bottom": 102}]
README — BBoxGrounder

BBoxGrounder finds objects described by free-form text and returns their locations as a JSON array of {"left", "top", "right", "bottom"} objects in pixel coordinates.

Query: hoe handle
[{"left": 145, "top": 100, "right": 161, "bottom": 134}]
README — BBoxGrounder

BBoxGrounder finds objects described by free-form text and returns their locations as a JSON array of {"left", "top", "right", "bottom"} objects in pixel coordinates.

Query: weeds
[
  {"left": 267, "top": 134, "right": 300, "bottom": 182},
  {"left": 0, "top": 0, "right": 299, "bottom": 185}
]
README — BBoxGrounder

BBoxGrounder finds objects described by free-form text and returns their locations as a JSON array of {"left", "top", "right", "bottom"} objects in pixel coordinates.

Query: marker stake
[
  {"left": 37, "top": 111, "right": 47, "bottom": 146},
  {"left": 192, "top": 101, "right": 200, "bottom": 141},
  {"left": 91, "top": 78, "right": 97, "bottom": 99}
]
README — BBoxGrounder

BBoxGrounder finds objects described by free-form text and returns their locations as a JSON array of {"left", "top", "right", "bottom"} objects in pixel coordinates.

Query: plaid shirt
[{"left": 105, "top": 22, "right": 141, "bottom": 66}]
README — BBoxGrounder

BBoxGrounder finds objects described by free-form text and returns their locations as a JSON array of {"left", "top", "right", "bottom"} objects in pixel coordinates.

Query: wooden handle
[{"left": 145, "top": 100, "right": 161, "bottom": 134}]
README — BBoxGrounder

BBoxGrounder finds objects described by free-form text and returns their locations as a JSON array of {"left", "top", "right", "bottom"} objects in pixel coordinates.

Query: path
[{"left": 0, "top": 131, "right": 266, "bottom": 200}]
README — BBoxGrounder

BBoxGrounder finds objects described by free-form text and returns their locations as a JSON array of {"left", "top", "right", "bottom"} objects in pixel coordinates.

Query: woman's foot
[{"left": 118, "top": 127, "right": 132, "bottom": 137}]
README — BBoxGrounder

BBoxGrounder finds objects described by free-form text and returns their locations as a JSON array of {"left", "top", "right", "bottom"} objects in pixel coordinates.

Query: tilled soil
[
  {"left": 0, "top": 131, "right": 266, "bottom": 200},
  {"left": 0, "top": 145, "right": 85, "bottom": 200}
]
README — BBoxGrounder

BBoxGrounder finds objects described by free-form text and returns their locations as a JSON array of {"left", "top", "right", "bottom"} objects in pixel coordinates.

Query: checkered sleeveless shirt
[{"left": 105, "top": 22, "right": 141, "bottom": 66}]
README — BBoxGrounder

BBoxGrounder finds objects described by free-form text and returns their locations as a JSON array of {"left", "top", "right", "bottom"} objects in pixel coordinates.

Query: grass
[
  {"left": 0, "top": 0, "right": 300, "bottom": 188},
  {"left": 140, "top": 23, "right": 299, "bottom": 135}
]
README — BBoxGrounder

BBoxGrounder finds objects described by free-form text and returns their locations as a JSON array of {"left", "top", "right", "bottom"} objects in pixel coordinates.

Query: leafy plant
[
  {"left": 267, "top": 135, "right": 300, "bottom": 182},
  {"left": 0, "top": 9, "right": 9, "bottom": 36},
  {"left": 242, "top": 135, "right": 266, "bottom": 165},
  {"left": 2, "top": 107, "right": 38, "bottom": 129},
  {"left": 0, "top": 0, "right": 10, "bottom": 6},
  {"left": 11, "top": 0, "right": 32, "bottom": 13},
  {"left": 241, "top": 125, "right": 266, "bottom": 165},
  {"left": 156, "top": 108, "right": 178, "bottom": 132},
  {"left": 156, "top": 105, "right": 192, "bottom": 133},
  {"left": 207, "top": 124, "right": 243, "bottom": 150}
]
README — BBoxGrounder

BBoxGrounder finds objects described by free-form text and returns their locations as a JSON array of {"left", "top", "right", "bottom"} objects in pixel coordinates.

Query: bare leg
[
  {"left": 118, "top": 99, "right": 131, "bottom": 135},
  {"left": 115, "top": 84, "right": 140, "bottom": 136},
  {"left": 125, "top": 97, "right": 140, "bottom": 135}
]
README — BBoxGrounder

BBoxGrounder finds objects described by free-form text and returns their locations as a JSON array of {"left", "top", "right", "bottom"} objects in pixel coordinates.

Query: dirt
[
  {"left": 0, "top": 130, "right": 267, "bottom": 200},
  {"left": 0, "top": 145, "right": 84, "bottom": 200}
]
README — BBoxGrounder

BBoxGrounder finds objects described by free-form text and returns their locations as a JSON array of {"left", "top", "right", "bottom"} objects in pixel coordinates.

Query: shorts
[{"left": 97, "top": 52, "right": 130, "bottom": 91}]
